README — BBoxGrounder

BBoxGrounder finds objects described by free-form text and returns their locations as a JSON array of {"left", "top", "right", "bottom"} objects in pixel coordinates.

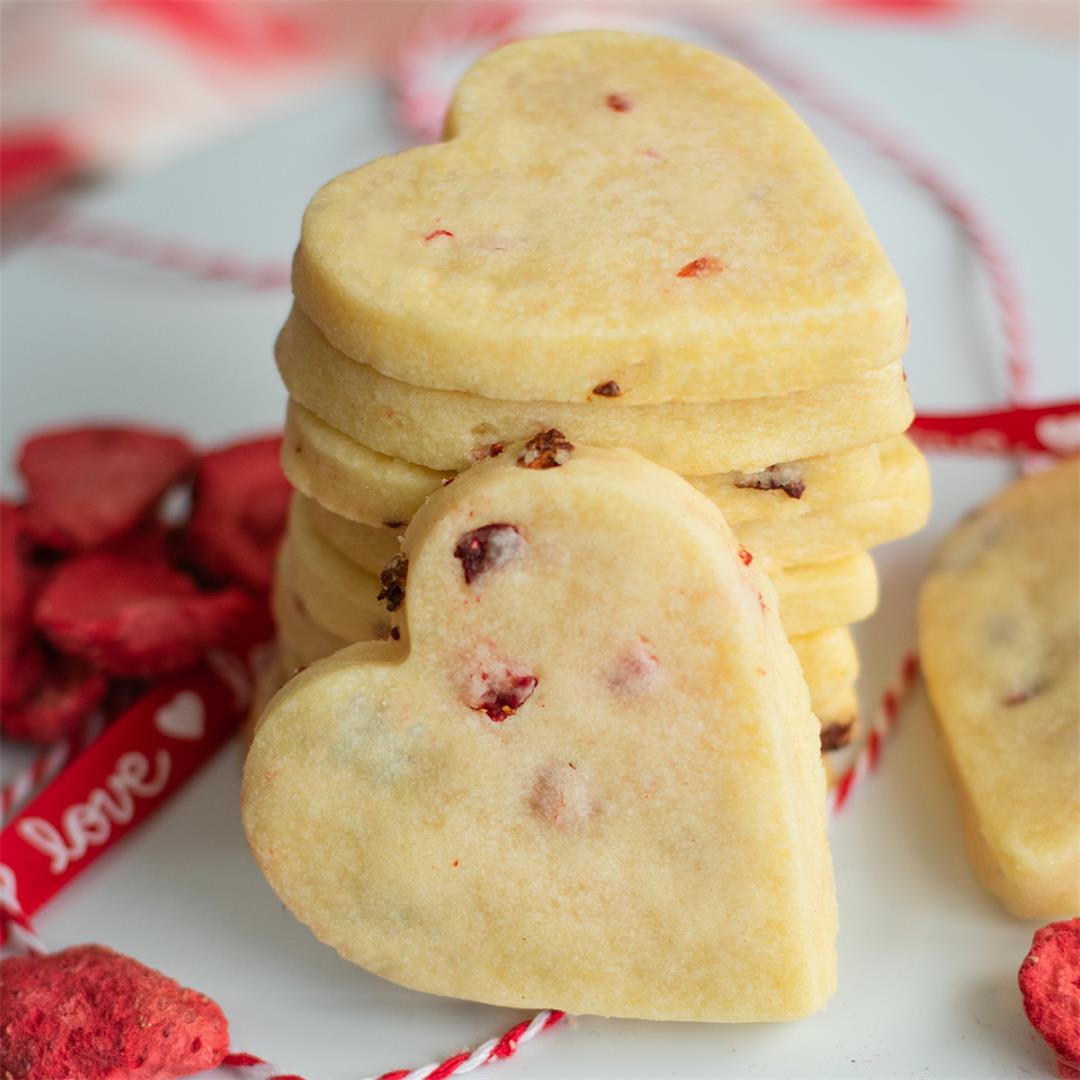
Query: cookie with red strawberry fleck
[
  {"left": 245, "top": 438, "right": 835, "bottom": 1021},
  {"left": 919, "top": 457, "right": 1079, "bottom": 918},
  {"left": 293, "top": 31, "right": 906, "bottom": 405}
]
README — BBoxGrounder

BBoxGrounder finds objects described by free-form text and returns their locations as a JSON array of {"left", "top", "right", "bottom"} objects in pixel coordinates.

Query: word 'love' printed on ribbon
[{"left": 0, "top": 659, "right": 251, "bottom": 941}]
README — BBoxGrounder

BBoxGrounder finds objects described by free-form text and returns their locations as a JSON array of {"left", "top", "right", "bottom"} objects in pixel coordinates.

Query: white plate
[{"left": 1, "top": 11, "right": 1075, "bottom": 1079}]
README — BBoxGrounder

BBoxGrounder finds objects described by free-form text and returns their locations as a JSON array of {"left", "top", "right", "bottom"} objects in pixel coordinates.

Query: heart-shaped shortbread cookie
[
  {"left": 244, "top": 436, "right": 836, "bottom": 1020},
  {"left": 293, "top": 31, "right": 905, "bottom": 405}
]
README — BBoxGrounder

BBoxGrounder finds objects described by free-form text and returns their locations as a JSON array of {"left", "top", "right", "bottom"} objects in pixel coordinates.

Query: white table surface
[{"left": 1, "top": 9, "right": 1076, "bottom": 1078}]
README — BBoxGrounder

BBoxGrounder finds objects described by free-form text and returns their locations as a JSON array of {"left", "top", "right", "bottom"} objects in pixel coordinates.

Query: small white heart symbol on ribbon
[
  {"left": 154, "top": 691, "right": 205, "bottom": 741},
  {"left": 1036, "top": 412, "right": 1080, "bottom": 456}
]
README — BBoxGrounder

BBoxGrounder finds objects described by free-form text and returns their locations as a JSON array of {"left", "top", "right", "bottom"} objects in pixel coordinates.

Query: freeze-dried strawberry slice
[
  {"left": 19, "top": 426, "right": 196, "bottom": 551},
  {"left": 0, "top": 944, "right": 229, "bottom": 1080},
  {"left": 1, "top": 503, "right": 32, "bottom": 697},
  {"left": 185, "top": 435, "right": 289, "bottom": 592},
  {"left": 1020, "top": 917, "right": 1080, "bottom": 1071},
  {"left": 0, "top": 639, "right": 45, "bottom": 712},
  {"left": 1, "top": 650, "right": 106, "bottom": 743},
  {"left": 0, "top": 501, "right": 51, "bottom": 708},
  {"left": 34, "top": 545, "right": 255, "bottom": 678},
  {"left": 1, "top": 501, "right": 29, "bottom": 628}
]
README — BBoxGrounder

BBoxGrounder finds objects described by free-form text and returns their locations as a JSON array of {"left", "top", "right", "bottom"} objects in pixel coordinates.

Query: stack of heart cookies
[{"left": 266, "top": 29, "right": 930, "bottom": 757}]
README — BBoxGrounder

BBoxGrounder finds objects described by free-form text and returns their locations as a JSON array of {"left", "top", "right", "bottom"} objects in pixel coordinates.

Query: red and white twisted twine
[{"left": 0, "top": 711, "right": 104, "bottom": 825}]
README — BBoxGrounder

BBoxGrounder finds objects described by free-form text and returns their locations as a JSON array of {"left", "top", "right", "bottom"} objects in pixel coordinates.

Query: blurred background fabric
[{"left": 1, "top": 0, "right": 1075, "bottom": 213}]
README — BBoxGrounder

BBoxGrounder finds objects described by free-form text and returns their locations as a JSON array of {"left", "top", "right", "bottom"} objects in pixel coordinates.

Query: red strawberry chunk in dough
[
  {"left": 34, "top": 543, "right": 255, "bottom": 678},
  {"left": 676, "top": 255, "right": 722, "bottom": 278},
  {"left": 530, "top": 763, "right": 591, "bottom": 829},
  {"left": 459, "top": 646, "right": 537, "bottom": 720},
  {"left": 1, "top": 649, "right": 106, "bottom": 743},
  {"left": 0, "top": 944, "right": 229, "bottom": 1080},
  {"left": 608, "top": 636, "right": 663, "bottom": 695},
  {"left": 19, "top": 426, "right": 196, "bottom": 551},
  {"left": 185, "top": 435, "right": 289, "bottom": 593},
  {"left": 1019, "top": 917, "right": 1080, "bottom": 1068},
  {"left": 453, "top": 524, "right": 524, "bottom": 584}
]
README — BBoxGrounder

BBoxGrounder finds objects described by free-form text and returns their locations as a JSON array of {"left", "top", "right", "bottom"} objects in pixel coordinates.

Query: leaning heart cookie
[
  {"left": 244, "top": 434, "right": 837, "bottom": 1021},
  {"left": 293, "top": 30, "right": 905, "bottom": 404}
]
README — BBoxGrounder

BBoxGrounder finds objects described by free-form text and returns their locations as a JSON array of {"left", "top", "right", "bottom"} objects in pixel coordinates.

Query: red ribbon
[
  {"left": 910, "top": 400, "right": 1079, "bottom": 456},
  {"left": 0, "top": 649, "right": 256, "bottom": 940}
]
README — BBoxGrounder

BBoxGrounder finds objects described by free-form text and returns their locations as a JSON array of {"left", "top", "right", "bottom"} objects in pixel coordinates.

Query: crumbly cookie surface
[
  {"left": 277, "top": 306, "right": 913, "bottom": 475},
  {"left": 919, "top": 457, "right": 1079, "bottom": 918},
  {"left": 245, "top": 442, "right": 836, "bottom": 1020},
  {"left": 294, "top": 31, "right": 905, "bottom": 404}
]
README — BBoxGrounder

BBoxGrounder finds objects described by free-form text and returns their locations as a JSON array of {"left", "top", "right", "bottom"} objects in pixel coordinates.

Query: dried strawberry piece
[
  {"left": 676, "top": 256, "right": 722, "bottom": 278},
  {"left": 518, "top": 429, "right": 574, "bottom": 470},
  {"left": 1019, "top": 918, "right": 1080, "bottom": 1071},
  {"left": 1, "top": 650, "right": 106, "bottom": 743},
  {"left": 1003, "top": 680, "right": 1048, "bottom": 707},
  {"left": 454, "top": 524, "right": 524, "bottom": 584},
  {"left": 733, "top": 464, "right": 806, "bottom": 500},
  {"left": 19, "top": 426, "right": 196, "bottom": 551},
  {"left": 819, "top": 719, "right": 855, "bottom": 753},
  {"left": 185, "top": 436, "right": 289, "bottom": 593},
  {"left": 592, "top": 381, "right": 622, "bottom": 398},
  {"left": 530, "top": 763, "right": 591, "bottom": 829},
  {"left": 460, "top": 651, "right": 537, "bottom": 721},
  {"left": 378, "top": 555, "right": 409, "bottom": 613},
  {"left": 0, "top": 944, "right": 229, "bottom": 1080},
  {"left": 608, "top": 636, "right": 663, "bottom": 696},
  {"left": 0, "top": 638, "right": 45, "bottom": 713},
  {"left": 34, "top": 544, "right": 255, "bottom": 678},
  {"left": 1, "top": 502, "right": 34, "bottom": 702},
  {"left": 0, "top": 501, "right": 57, "bottom": 709}
]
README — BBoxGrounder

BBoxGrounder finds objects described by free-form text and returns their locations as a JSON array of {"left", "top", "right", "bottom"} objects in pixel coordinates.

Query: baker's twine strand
[
  {"left": 0, "top": 711, "right": 104, "bottom": 826},
  {"left": 35, "top": 216, "right": 291, "bottom": 290},
  {"left": 828, "top": 650, "right": 919, "bottom": 814},
  {"left": 0, "top": 865, "right": 48, "bottom": 956},
  {"left": 201, "top": 1010, "right": 569, "bottom": 1080},
  {"left": 28, "top": 14, "right": 1032, "bottom": 411},
  {"left": 706, "top": 23, "right": 1031, "bottom": 406}
]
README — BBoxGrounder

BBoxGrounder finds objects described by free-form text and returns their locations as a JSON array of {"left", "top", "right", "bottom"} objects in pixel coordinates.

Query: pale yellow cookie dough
[
  {"left": 291, "top": 490, "right": 876, "bottom": 638},
  {"left": 276, "top": 305, "right": 914, "bottom": 475},
  {"left": 812, "top": 683, "right": 859, "bottom": 752},
  {"left": 293, "top": 494, "right": 400, "bottom": 577},
  {"left": 245, "top": 439, "right": 836, "bottom": 1020},
  {"left": 293, "top": 31, "right": 905, "bottom": 405},
  {"left": 769, "top": 553, "right": 878, "bottom": 636},
  {"left": 278, "top": 528, "right": 389, "bottom": 645},
  {"left": 918, "top": 457, "right": 1080, "bottom": 919},
  {"left": 283, "top": 398, "right": 888, "bottom": 531},
  {"left": 282, "top": 400, "right": 454, "bottom": 530},
  {"left": 272, "top": 577, "right": 858, "bottom": 749},
  {"left": 793, "top": 625, "right": 859, "bottom": 695},
  {"left": 272, "top": 560, "right": 356, "bottom": 673},
  {"left": 740, "top": 435, "right": 930, "bottom": 569}
]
